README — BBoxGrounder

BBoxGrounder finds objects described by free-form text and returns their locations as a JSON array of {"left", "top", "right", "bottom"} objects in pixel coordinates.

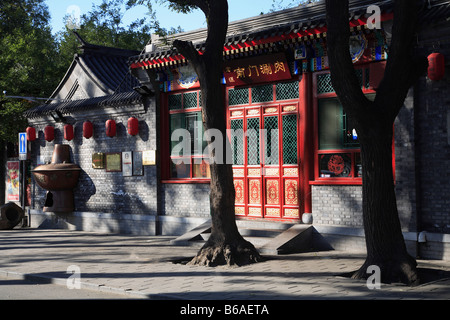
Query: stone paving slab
[{"left": 0, "top": 229, "right": 449, "bottom": 301}]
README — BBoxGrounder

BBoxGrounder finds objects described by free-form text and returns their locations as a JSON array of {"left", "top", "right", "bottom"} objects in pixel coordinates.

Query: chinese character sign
[{"left": 224, "top": 53, "right": 292, "bottom": 86}]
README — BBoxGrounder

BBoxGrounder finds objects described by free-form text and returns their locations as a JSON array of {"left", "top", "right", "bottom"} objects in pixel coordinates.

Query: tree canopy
[
  {"left": 0, "top": 0, "right": 58, "bottom": 142},
  {"left": 0, "top": 0, "right": 180, "bottom": 143}
]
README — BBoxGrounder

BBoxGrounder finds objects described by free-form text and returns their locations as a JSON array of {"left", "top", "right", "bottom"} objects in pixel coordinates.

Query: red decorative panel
[
  {"left": 266, "top": 179, "right": 279, "bottom": 205},
  {"left": 235, "top": 206, "right": 245, "bottom": 216},
  {"left": 234, "top": 180, "right": 244, "bottom": 204},
  {"left": 284, "top": 179, "right": 298, "bottom": 205},
  {"left": 249, "top": 179, "right": 261, "bottom": 204}
]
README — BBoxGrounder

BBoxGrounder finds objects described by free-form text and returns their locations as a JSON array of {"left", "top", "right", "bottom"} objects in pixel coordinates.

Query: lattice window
[
  {"left": 230, "top": 119, "right": 244, "bottom": 165},
  {"left": 276, "top": 81, "right": 299, "bottom": 101},
  {"left": 183, "top": 92, "right": 198, "bottom": 109},
  {"left": 282, "top": 114, "right": 298, "bottom": 164},
  {"left": 247, "top": 118, "right": 260, "bottom": 165},
  {"left": 168, "top": 94, "right": 182, "bottom": 110},
  {"left": 252, "top": 84, "right": 274, "bottom": 103},
  {"left": 317, "top": 69, "right": 370, "bottom": 95},
  {"left": 229, "top": 88, "right": 249, "bottom": 106},
  {"left": 264, "top": 116, "right": 279, "bottom": 165},
  {"left": 317, "top": 73, "right": 334, "bottom": 94}
]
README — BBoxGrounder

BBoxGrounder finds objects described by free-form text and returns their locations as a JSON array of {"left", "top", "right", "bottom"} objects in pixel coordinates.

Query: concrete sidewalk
[{"left": 0, "top": 229, "right": 449, "bottom": 300}]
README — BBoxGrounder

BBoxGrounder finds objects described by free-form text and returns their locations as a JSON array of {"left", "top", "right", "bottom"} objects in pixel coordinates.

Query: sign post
[
  {"left": 19, "top": 132, "right": 27, "bottom": 160},
  {"left": 18, "top": 132, "right": 28, "bottom": 226}
]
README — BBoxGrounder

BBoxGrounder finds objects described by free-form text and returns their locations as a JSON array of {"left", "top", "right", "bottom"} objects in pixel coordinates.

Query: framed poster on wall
[
  {"left": 92, "top": 152, "right": 105, "bottom": 169},
  {"left": 122, "top": 151, "right": 132, "bottom": 177},
  {"left": 6, "top": 161, "right": 20, "bottom": 201},
  {"left": 133, "top": 151, "right": 143, "bottom": 176},
  {"left": 106, "top": 153, "right": 122, "bottom": 172}
]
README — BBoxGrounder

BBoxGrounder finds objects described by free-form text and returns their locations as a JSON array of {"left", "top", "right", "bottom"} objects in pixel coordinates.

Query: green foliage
[
  {"left": 0, "top": 97, "right": 29, "bottom": 142},
  {"left": 0, "top": 0, "right": 58, "bottom": 142}
]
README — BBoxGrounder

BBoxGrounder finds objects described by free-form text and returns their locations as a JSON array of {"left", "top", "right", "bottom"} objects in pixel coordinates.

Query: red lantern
[
  {"left": 83, "top": 121, "right": 93, "bottom": 139},
  {"left": 26, "top": 127, "right": 36, "bottom": 141},
  {"left": 428, "top": 53, "right": 445, "bottom": 81},
  {"left": 127, "top": 117, "right": 139, "bottom": 136},
  {"left": 64, "top": 124, "right": 74, "bottom": 141},
  {"left": 106, "top": 119, "right": 116, "bottom": 137},
  {"left": 44, "top": 125, "right": 54, "bottom": 142}
]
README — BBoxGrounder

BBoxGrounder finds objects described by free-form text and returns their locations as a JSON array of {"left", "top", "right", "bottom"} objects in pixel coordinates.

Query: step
[
  {"left": 259, "top": 224, "right": 313, "bottom": 255},
  {"left": 171, "top": 219, "right": 313, "bottom": 255}
]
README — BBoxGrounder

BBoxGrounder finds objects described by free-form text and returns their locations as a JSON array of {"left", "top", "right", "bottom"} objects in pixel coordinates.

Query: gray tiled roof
[{"left": 24, "top": 90, "right": 143, "bottom": 118}]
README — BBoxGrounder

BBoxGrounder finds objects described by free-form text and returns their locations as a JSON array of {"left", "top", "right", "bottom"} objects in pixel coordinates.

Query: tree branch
[
  {"left": 325, "top": 0, "right": 371, "bottom": 122},
  {"left": 376, "top": 0, "right": 427, "bottom": 122},
  {"left": 172, "top": 39, "right": 202, "bottom": 67}
]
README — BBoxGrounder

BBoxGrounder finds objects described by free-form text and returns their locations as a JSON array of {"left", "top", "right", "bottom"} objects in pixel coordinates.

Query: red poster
[
  {"left": 7, "top": 161, "right": 20, "bottom": 201},
  {"left": 224, "top": 53, "right": 292, "bottom": 86}
]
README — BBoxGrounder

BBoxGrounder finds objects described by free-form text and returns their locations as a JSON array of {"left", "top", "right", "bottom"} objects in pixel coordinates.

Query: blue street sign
[{"left": 19, "top": 132, "right": 27, "bottom": 155}]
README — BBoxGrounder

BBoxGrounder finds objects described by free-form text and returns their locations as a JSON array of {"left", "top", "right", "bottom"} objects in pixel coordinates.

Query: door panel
[{"left": 230, "top": 102, "right": 301, "bottom": 220}]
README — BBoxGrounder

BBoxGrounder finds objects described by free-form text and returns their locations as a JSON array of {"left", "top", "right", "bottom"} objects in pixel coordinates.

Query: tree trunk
[
  {"left": 325, "top": 0, "right": 427, "bottom": 285},
  {"left": 188, "top": 59, "right": 262, "bottom": 267},
  {"left": 169, "top": 0, "right": 262, "bottom": 266},
  {"left": 352, "top": 123, "right": 418, "bottom": 285}
]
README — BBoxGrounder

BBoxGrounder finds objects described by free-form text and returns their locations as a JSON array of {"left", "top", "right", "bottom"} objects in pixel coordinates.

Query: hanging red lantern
[
  {"left": 106, "top": 119, "right": 116, "bottom": 137},
  {"left": 64, "top": 124, "right": 74, "bottom": 141},
  {"left": 83, "top": 121, "right": 93, "bottom": 139},
  {"left": 127, "top": 117, "right": 139, "bottom": 136},
  {"left": 44, "top": 125, "right": 54, "bottom": 142},
  {"left": 428, "top": 53, "right": 445, "bottom": 81},
  {"left": 26, "top": 127, "right": 36, "bottom": 141}
]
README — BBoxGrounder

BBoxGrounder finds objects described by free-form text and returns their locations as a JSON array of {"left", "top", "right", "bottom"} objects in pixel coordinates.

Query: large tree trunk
[
  {"left": 188, "top": 54, "right": 261, "bottom": 266},
  {"left": 325, "top": 0, "right": 427, "bottom": 285},
  {"left": 170, "top": 0, "right": 262, "bottom": 266},
  {"left": 353, "top": 123, "right": 418, "bottom": 284}
]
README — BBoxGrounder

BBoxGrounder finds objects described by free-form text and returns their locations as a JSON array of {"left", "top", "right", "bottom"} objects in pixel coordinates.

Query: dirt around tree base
[
  {"left": 349, "top": 257, "right": 420, "bottom": 286},
  {"left": 187, "top": 239, "right": 264, "bottom": 267},
  {"left": 341, "top": 266, "right": 450, "bottom": 286}
]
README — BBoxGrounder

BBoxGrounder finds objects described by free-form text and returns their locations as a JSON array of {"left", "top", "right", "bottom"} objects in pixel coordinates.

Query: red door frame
[{"left": 226, "top": 77, "right": 310, "bottom": 221}]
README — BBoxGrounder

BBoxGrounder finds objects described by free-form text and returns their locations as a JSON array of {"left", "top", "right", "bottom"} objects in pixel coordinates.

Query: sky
[{"left": 45, "top": 0, "right": 284, "bottom": 35}]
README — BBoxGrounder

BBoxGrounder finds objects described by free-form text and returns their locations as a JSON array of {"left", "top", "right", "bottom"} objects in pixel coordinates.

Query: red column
[{"left": 299, "top": 73, "right": 313, "bottom": 214}]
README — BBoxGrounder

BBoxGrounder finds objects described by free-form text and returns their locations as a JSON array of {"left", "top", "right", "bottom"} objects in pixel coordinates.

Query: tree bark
[
  {"left": 169, "top": 0, "right": 262, "bottom": 266},
  {"left": 325, "top": 0, "right": 427, "bottom": 285}
]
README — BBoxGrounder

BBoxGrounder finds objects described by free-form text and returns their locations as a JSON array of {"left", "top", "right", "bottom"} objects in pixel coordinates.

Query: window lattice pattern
[
  {"left": 168, "top": 94, "right": 182, "bottom": 110},
  {"left": 252, "top": 84, "right": 274, "bottom": 103},
  {"left": 229, "top": 88, "right": 249, "bottom": 106},
  {"left": 247, "top": 118, "right": 260, "bottom": 165},
  {"left": 276, "top": 81, "right": 299, "bottom": 101},
  {"left": 264, "top": 116, "right": 279, "bottom": 165},
  {"left": 317, "top": 69, "right": 370, "bottom": 95},
  {"left": 184, "top": 92, "right": 198, "bottom": 109},
  {"left": 282, "top": 114, "right": 298, "bottom": 164},
  {"left": 317, "top": 73, "right": 334, "bottom": 94},
  {"left": 230, "top": 119, "right": 244, "bottom": 165}
]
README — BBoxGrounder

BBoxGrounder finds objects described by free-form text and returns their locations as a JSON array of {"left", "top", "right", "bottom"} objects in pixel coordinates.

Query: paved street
[{"left": 0, "top": 229, "right": 449, "bottom": 305}]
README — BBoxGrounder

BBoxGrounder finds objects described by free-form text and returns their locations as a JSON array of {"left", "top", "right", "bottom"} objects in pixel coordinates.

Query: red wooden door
[{"left": 229, "top": 99, "right": 301, "bottom": 220}]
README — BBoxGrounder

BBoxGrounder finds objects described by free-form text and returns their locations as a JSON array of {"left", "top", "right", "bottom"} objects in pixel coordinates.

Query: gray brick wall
[
  {"left": 414, "top": 21, "right": 450, "bottom": 234},
  {"left": 161, "top": 183, "right": 210, "bottom": 218},
  {"left": 29, "top": 99, "right": 158, "bottom": 217},
  {"left": 311, "top": 185, "right": 363, "bottom": 227}
]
